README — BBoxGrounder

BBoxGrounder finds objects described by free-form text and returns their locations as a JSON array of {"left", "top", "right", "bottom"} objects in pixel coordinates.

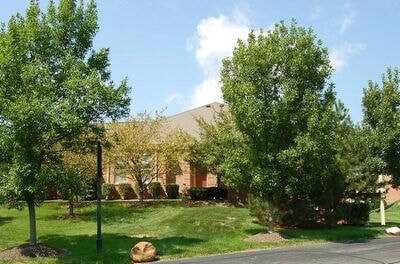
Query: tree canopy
[
  {"left": 362, "top": 67, "right": 400, "bottom": 186},
  {"left": 106, "top": 113, "right": 190, "bottom": 202},
  {"left": 221, "top": 20, "right": 343, "bottom": 230},
  {"left": 0, "top": 0, "right": 130, "bottom": 244}
]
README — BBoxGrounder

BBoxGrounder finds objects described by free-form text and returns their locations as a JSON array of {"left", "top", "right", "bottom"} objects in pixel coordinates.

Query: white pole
[
  {"left": 380, "top": 193, "right": 386, "bottom": 226},
  {"left": 378, "top": 175, "right": 385, "bottom": 226}
]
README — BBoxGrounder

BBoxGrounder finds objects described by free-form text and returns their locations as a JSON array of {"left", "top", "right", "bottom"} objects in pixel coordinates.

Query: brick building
[{"left": 103, "top": 102, "right": 226, "bottom": 196}]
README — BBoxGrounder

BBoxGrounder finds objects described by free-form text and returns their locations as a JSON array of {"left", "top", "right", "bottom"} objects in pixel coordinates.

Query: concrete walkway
[{"left": 159, "top": 236, "right": 400, "bottom": 264}]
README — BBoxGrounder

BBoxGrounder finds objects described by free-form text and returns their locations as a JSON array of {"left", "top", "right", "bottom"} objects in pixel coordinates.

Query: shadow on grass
[
  {"left": 0, "top": 216, "right": 16, "bottom": 226},
  {"left": 40, "top": 233, "right": 204, "bottom": 264},
  {"left": 368, "top": 221, "right": 400, "bottom": 227},
  {"left": 244, "top": 225, "right": 384, "bottom": 244}
]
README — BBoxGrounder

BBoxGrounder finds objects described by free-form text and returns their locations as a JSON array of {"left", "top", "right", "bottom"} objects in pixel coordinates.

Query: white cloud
[
  {"left": 310, "top": 5, "right": 322, "bottom": 20},
  {"left": 165, "top": 93, "right": 183, "bottom": 104},
  {"left": 340, "top": 2, "right": 356, "bottom": 33},
  {"left": 190, "top": 79, "right": 222, "bottom": 108},
  {"left": 188, "top": 11, "right": 251, "bottom": 109},
  {"left": 330, "top": 43, "right": 366, "bottom": 71}
]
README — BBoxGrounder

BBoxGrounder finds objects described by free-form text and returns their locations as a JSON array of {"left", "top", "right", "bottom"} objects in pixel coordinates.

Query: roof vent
[{"left": 205, "top": 104, "right": 211, "bottom": 108}]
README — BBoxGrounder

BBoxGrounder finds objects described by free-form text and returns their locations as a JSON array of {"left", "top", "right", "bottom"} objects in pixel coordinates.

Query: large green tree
[
  {"left": 0, "top": 0, "right": 130, "bottom": 244},
  {"left": 221, "top": 20, "right": 343, "bottom": 231},
  {"left": 362, "top": 67, "right": 400, "bottom": 186}
]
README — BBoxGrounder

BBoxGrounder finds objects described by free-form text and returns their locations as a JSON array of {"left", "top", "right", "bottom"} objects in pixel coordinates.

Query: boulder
[
  {"left": 386, "top": 226, "right": 400, "bottom": 235},
  {"left": 130, "top": 241, "right": 157, "bottom": 263}
]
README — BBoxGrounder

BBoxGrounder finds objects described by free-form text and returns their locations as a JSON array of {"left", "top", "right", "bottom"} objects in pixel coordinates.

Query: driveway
[{"left": 159, "top": 236, "right": 400, "bottom": 264}]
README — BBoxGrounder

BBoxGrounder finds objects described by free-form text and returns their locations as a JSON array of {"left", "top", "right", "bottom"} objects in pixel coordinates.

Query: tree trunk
[
  {"left": 267, "top": 196, "right": 275, "bottom": 233},
  {"left": 69, "top": 198, "right": 74, "bottom": 215},
  {"left": 216, "top": 174, "right": 221, "bottom": 188},
  {"left": 27, "top": 198, "right": 37, "bottom": 245},
  {"left": 139, "top": 189, "right": 144, "bottom": 203}
]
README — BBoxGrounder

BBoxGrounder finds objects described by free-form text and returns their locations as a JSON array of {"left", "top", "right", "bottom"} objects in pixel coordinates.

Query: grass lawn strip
[{"left": 0, "top": 201, "right": 396, "bottom": 263}]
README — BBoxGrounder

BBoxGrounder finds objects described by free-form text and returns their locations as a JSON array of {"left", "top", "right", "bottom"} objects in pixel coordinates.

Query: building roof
[{"left": 165, "top": 102, "right": 227, "bottom": 139}]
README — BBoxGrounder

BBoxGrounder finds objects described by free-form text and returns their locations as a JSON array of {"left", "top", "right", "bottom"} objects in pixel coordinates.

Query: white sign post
[{"left": 378, "top": 175, "right": 386, "bottom": 226}]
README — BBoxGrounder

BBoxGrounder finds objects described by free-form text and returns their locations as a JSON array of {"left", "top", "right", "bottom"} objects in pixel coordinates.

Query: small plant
[
  {"left": 338, "top": 202, "right": 370, "bottom": 225},
  {"left": 102, "top": 183, "right": 115, "bottom": 200},
  {"left": 117, "top": 183, "right": 132, "bottom": 199},
  {"left": 247, "top": 194, "right": 268, "bottom": 226},
  {"left": 208, "top": 187, "right": 228, "bottom": 199},
  {"left": 188, "top": 187, "right": 209, "bottom": 200},
  {"left": 166, "top": 183, "right": 179, "bottom": 199},
  {"left": 148, "top": 182, "right": 162, "bottom": 199}
]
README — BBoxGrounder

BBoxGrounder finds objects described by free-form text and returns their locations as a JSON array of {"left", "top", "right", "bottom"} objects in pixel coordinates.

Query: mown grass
[{"left": 0, "top": 200, "right": 398, "bottom": 263}]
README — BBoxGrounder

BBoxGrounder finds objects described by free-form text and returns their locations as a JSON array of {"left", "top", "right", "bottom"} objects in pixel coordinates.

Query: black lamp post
[{"left": 96, "top": 141, "right": 103, "bottom": 253}]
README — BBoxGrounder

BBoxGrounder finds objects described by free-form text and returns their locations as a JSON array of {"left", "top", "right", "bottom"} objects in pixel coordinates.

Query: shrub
[
  {"left": 117, "top": 183, "right": 132, "bottom": 199},
  {"left": 279, "top": 199, "right": 318, "bottom": 227},
  {"left": 166, "top": 184, "right": 179, "bottom": 199},
  {"left": 102, "top": 183, "right": 115, "bottom": 199},
  {"left": 148, "top": 182, "right": 162, "bottom": 199},
  {"left": 208, "top": 187, "right": 228, "bottom": 199},
  {"left": 338, "top": 202, "right": 370, "bottom": 225},
  {"left": 83, "top": 177, "right": 98, "bottom": 200},
  {"left": 247, "top": 194, "right": 268, "bottom": 226},
  {"left": 188, "top": 187, "right": 209, "bottom": 200}
]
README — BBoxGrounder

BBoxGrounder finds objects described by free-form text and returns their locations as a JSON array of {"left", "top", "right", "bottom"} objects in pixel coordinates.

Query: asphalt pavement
[{"left": 159, "top": 236, "right": 400, "bottom": 264}]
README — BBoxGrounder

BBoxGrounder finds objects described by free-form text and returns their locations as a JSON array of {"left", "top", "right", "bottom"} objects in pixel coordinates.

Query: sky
[{"left": 1, "top": 1, "right": 399, "bottom": 123}]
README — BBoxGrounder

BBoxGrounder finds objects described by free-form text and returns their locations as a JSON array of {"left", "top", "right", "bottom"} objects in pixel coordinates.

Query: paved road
[{"left": 159, "top": 237, "right": 400, "bottom": 264}]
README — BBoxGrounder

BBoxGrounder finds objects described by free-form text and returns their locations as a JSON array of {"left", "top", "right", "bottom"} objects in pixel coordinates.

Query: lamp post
[{"left": 96, "top": 141, "right": 103, "bottom": 253}]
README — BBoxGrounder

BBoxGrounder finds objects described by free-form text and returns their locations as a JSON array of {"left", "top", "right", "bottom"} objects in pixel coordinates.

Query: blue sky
[{"left": 1, "top": 1, "right": 399, "bottom": 123}]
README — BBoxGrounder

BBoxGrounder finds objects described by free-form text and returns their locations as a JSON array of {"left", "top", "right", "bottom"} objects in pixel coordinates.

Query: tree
[
  {"left": 57, "top": 150, "right": 96, "bottom": 216},
  {"left": 362, "top": 67, "right": 400, "bottom": 186},
  {"left": 107, "top": 113, "right": 189, "bottom": 202},
  {"left": 0, "top": 0, "right": 130, "bottom": 245},
  {"left": 221, "top": 20, "right": 342, "bottom": 231},
  {"left": 187, "top": 110, "right": 253, "bottom": 190},
  {"left": 335, "top": 102, "right": 378, "bottom": 198}
]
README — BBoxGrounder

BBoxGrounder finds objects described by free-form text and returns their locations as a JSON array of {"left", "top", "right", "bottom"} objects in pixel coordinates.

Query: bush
[
  {"left": 148, "top": 182, "right": 162, "bottom": 199},
  {"left": 102, "top": 183, "right": 115, "bottom": 199},
  {"left": 83, "top": 177, "right": 98, "bottom": 200},
  {"left": 188, "top": 187, "right": 228, "bottom": 200},
  {"left": 279, "top": 199, "right": 318, "bottom": 228},
  {"left": 208, "top": 187, "right": 228, "bottom": 199},
  {"left": 338, "top": 202, "right": 370, "bottom": 225},
  {"left": 247, "top": 194, "right": 268, "bottom": 226},
  {"left": 166, "top": 184, "right": 179, "bottom": 199},
  {"left": 117, "top": 183, "right": 132, "bottom": 199},
  {"left": 188, "top": 187, "right": 209, "bottom": 200}
]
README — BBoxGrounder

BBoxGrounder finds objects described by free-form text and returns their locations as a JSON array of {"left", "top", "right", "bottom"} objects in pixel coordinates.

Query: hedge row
[{"left": 187, "top": 187, "right": 228, "bottom": 200}]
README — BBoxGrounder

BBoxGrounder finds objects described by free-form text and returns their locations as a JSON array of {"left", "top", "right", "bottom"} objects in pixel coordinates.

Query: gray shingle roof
[{"left": 165, "top": 102, "right": 227, "bottom": 139}]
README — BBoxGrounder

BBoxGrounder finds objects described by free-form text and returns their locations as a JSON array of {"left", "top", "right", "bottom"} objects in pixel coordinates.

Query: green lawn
[{"left": 0, "top": 201, "right": 398, "bottom": 263}]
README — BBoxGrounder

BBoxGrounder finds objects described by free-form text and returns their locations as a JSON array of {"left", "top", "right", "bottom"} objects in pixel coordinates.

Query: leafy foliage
[
  {"left": 187, "top": 110, "right": 253, "bottom": 190},
  {"left": 148, "top": 182, "right": 162, "bottom": 199},
  {"left": 106, "top": 112, "right": 190, "bottom": 202},
  {"left": 0, "top": 0, "right": 130, "bottom": 243},
  {"left": 337, "top": 202, "right": 370, "bottom": 226},
  {"left": 221, "top": 20, "right": 344, "bottom": 230},
  {"left": 166, "top": 183, "right": 179, "bottom": 199},
  {"left": 117, "top": 183, "right": 132, "bottom": 198},
  {"left": 102, "top": 183, "right": 115, "bottom": 198},
  {"left": 362, "top": 67, "right": 400, "bottom": 186},
  {"left": 188, "top": 187, "right": 228, "bottom": 200}
]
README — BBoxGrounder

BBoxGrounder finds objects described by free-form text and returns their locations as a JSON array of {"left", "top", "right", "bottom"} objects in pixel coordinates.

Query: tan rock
[
  {"left": 130, "top": 241, "right": 157, "bottom": 263},
  {"left": 386, "top": 226, "right": 400, "bottom": 235}
]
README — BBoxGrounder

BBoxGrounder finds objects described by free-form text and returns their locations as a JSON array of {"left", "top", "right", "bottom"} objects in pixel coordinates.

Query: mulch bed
[
  {"left": 246, "top": 232, "right": 288, "bottom": 242},
  {"left": 0, "top": 243, "right": 67, "bottom": 260}
]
